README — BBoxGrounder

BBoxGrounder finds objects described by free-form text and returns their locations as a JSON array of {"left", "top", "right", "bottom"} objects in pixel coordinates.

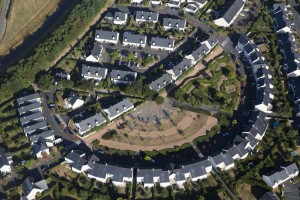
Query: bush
[{"left": 155, "top": 96, "right": 164, "bottom": 105}]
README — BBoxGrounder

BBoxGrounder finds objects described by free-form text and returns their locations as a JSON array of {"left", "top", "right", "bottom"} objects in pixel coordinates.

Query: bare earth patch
[{"left": 225, "top": 85, "right": 237, "bottom": 93}]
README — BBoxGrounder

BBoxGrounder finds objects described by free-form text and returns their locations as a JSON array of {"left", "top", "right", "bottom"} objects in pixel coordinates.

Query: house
[
  {"left": 259, "top": 192, "right": 279, "bottom": 200},
  {"left": 17, "top": 93, "right": 41, "bottom": 106},
  {"left": 85, "top": 42, "right": 103, "bottom": 63},
  {"left": 262, "top": 163, "right": 299, "bottom": 188},
  {"left": 180, "top": 162, "right": 209, "bottom": 182},
  {"left": 214, "top": 0, "right": 246, "bottom": 27},
  {"left": 166, "top": 59, "right": 192, "bottom": 80},
  {"left": 272, "top": 4, "right": 292, "bottom": 33},
  {"left": 186, "top": 0, "right": 207, "bottom": 8},
  {"left": 150, "top": 0, "right": 161, "bottom": 5},
  {"left": 209, "top": 153, "right": 235, "bottom": 170},
  {"left": 113, "top": 12, "right": 128, "bottom": 25},
  {"left": 29, "top": 130, "right": 55, "bottom": 147},
  {"left": 149, "top": 74, "right": 173, "bottom": 92},
  {"left": 110, "top": 70, "right": 137, "bottom": 85},
  {"left": 81, "top": 65, "right": 108, "bottom": 81},
  {"left": 22, "top": 177, "right": 48, "bottom": 200},
  {"left": 183, "top": 3, "right": 200, "bottom": 14},
  {"left": 150, "top": 37, "right": 175, "bottom": 51},
  {"left": 0, "top": 148, "right": 13, "bottom": 174},
  {"left": 95, "top": 30, "right": 119, "bottom": 44},
  {"left": 75, "top": 113, "right": 106, "bottom": 135},
  {"left": 185, "top": 42, "right": 210, "bottom": 64},
  {"left": 288, "top": 77, "right": 300, "bottom": 104},
  {"left": 103, "top": 99, "right": 134, "bottom": 121},
  {"left": 23, "top": 121, "right": 48, "bottom": 136},
  {"left": 111, "top": 167, "right": 133, "bottom": 187},
  {"left": 65, "top": 150, "right": 87, "bottom": 173},
  {"left": 227, "top": 142, "right": 248, "bottom": 160},
  {"left": 244, "top": 134, "right": 259, "bottom": 151},
  {"left": 18, "top": 102, "right": 42, "bottom": 115},
  {"left": 162, "top": 18, "right": 186, "bottom": 31},
  {"left": 122, "top": 32, "right": 147, "bottom": 47},
  {"left": 55, "top": 72, "right": 71, "bottom": 80},
  {"left": 243, "top": 117, "right": 269, "bottom": 140},
  {"left": 166, "top": 0, "right": 185, "bottom": 8},
  {"left": 32, "top": 139, "right": 50, "bottom": 158},
  {"left": 19, "top": 112, "right": 45, "bottom": 126},
  {"left": 135, "top": 11, "right": 159, "bottom": 23},
  {"left": 137, "top": 169, "right": 162, "bottom": 188},
  {"left": 255, "top": 87, "right": 274, "bottom": 113},
  {"left": 64, "top": 91, "right": 84, "bottom": 110}
]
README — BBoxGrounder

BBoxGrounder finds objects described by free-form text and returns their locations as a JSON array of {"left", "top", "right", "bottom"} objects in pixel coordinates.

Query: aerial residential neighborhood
[{"left": 0, "top": 0, "right": 300, "bottom": 199}]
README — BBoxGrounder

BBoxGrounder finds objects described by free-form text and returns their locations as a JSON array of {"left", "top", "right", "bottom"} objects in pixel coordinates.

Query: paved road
[{"left": 0, "top": 0, "right": 10, "bottom": 41}]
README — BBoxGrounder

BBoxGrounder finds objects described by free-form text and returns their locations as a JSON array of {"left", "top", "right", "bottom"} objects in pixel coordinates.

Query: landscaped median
[{"left": 0, "top": 0, "right": 112, "bottom": 103}]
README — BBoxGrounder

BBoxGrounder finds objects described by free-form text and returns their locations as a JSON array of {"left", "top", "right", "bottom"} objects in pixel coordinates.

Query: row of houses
[
  {"left": 17, "top": 93, "right": 55, "bottom": 159},
  {"left": 74, "top": 98, "right": 134, "bottom": 135},
  {"left": 271, "top": 4, "right": 300, "bottom": 117},
  {"left": 183, "top": 0, "right": 207, "bottom": 14},
  {"left": 149, "top": 36, "right": 218, "bottom": 92}
]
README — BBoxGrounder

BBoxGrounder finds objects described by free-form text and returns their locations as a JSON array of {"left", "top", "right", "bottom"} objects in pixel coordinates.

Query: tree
[
  {"left": 127, "top": 53, "right": 135, "bottom": 61},
  {"left": 155, "top": 96, "right": 164, "bottom": 105},
  {"left": 36, "top": 73, "right": 54, "bottom": 91},
  {"left": 110, "top": 50, "right": 119, "bottom": 60}
]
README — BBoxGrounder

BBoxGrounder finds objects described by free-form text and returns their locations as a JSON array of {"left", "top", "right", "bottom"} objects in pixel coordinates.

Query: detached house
[
  {"left": 64, "top": 91, "right": 84, "bottom": 110},
  {"left": 214, "top": 0, "right": 246, "bottom": 27},
  {"left": 22, "top": 177, "right": 48, "bottom": 200},
  {"left": 149, "top": 74, "right": 173, "bottom": 92},
  {"left": 81, "top": 65, "right": 108, "bottom": 81},
  {"left": 122, "top": 32, "right": 147, "bottom": 47},
  {"left": 135, "top": 11, "right": 159, "bottom": 23},
  {"left": 85, "top": 42, "right": 103, "bottom": 63},
  {"left": 162, "top": 18, "right": 186, "bottom": 31},
  {"left": 110, "top": 70, "right": 137, "bottom": 85},
  {"left": 113, "top": 12, "right": 128, "bottom": 25},
  {"left": 65, "top": 150, "right": 88, "bottom": 173},
  {"left": 0, "top": 148, "right": 13, "bottom": 174},
  {"left": 75, "top": 113, "right": 106, "bottom": 135},
  {"left": 262, "top": 163, "right": 299, "bottom": 188},
  {"left": 32, "top": 140, "right": 50, "bottom": 158},
  {"left": 104, "top": 99, "right": 134, "bottom": 121},
  {"left": 150, "top": 37, "right": 175, "bottom": 51},
  {"left": 95, "top": 30, "right": 119, "bottom": 44}
]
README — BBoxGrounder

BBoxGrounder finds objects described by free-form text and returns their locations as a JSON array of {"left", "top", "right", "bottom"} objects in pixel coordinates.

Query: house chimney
[
  {"left": 96, "top": 72, "right": 99, "bottom": 76},
  {"left": 168, "top": 43, "right": 171, "bottom": 47},
  {"left": 88, "top": 71, "right": 90, "bottom": 75},
  {"left": 168, "top": 22, "right": 171, "bottom": 26},
  {"left": 123, "top": 105, "right": 126, "bottom": 109},
  {"left": 116, "top": 108, "right": 120, "bottom": 113},
  {"left": 152, "top": 41, "right": 155, "bottom": 45},
  {"left": 124, "top": 37, "right": 127, "bottom": 42},
  {"left": 140, "top": 39, "right": 143, "bottom": 43},
  {"left": 117, "top": 74, "right": 120, "bottom": 79},
  {"left": 96, "top": 34, "right": 99, "bottom": 38},
  {"left": 141, "top": 15, "right": 144, "bottom": 19},
  {"left": 112, "top": 35, "right": 115, "bottom": 40}
]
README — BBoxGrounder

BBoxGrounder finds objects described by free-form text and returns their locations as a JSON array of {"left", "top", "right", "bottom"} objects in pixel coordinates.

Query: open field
[
  {"left": 0, "top": 0, "right": 60, "bottom": 55},
  {"left": 83, "top": 99, "right": 218, "bottom": 151}
]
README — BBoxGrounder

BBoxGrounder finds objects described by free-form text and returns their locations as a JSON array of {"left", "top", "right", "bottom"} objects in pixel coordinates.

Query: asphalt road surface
[{"left": 0, "top": 0, "right": 10, "bottom": 41}]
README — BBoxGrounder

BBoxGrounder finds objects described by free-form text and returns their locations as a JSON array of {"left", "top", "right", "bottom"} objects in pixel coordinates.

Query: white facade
[
  {"left": 0, "top": 164, "right": 11, "bottom": 174},
  {"left": 35, "top": 148, "right": 50, "bottom": 158},
  {"left": 64, "top": 98, "right": 84, "bottom": 110}
]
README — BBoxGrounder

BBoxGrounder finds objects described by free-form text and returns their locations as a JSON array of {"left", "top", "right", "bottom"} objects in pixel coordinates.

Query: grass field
[{"left": 0, "top": 0, "right": 60, "bottom": 55}]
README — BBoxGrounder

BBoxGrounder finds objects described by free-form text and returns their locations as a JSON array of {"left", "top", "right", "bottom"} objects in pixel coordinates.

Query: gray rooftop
[
  {"left": 151, "top": 37, "right": 175, "bottom": 49},
  {"left": 23, "top": 177, "right": 48, "bottom": 197},
  {"left": 114, "top": 11, "right": 127, "bottom": 22},
  {"left": 17, "top": 93, "right": 40, "bottom": 106},
  {"left": 169, "top": 58, "right": 192, "bottom": 78},
  {"left": 65, "top": 150, "right": 86, "bottom": 163},
  {"left": 19, "top": 112, "right": 45, "bottom": 125},
  {"left": 76, "top": 113, "right": 106, "bottom": 133},
  {"left": 95, "top": 30, "right": 119, "bottom": 41},
  {"left": 149, "top": 74, "right": 172, "bottom": 92},
  {"left": 190, "top": 43, "right": 210, "bottom": 62},
  {"left": 32, "top": 141, "right": 49, "bottom": 155},
  {"left": 284, "top": 163, "right": 299, "bottom": 176},
  {"left": 135, "top": 11, "right": 159, "bottom": 22},
  {"left": 18, "top": 102, "right": 41, "bottom": 114},
  {"left": 23, "top": 121, "right": 48, "bottom": 135},
  {"left": 104, "top": 99, "right": 134, "bottom": 119},
  {"left": 220, "top": 0, "right": 245, "bottom": 24},
  {"left": 113, "top": 167, "right": 132, "bottom": 182},
  {"left": 88, "top": 42, "right": 103, "bottom": 60},
  {"left": 29, "top": 130, "right": 54, "bottom": 144},
  {"left": 163, "top": 18, "right": 186, "bottom": 29},
  {"left": 82, "top": 65, "right": 108, "bottom": 79},
  {"left": 123, "top": 32, "right": 147, "bottom": 45},
  {"left": 110, "top": 70, "right": 137, "bottom": 83}
]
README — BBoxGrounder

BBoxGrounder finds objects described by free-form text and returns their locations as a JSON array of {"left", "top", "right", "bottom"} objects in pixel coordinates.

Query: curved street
[{"left": 0, "top": 0, "right": 10, "bottom": 41}]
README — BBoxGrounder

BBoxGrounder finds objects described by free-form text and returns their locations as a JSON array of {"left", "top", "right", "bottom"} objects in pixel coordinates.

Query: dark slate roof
[
  {"left": 169, "top": 59, "right": 192, "bottom": 77},
  {"left": 149, "top": 74, "right": 173, "bottom": 91},
  {"left": 104, "top": 99, "right": 134, "bottom": 118},
  {"left": 273, "top": 10, "right": 291, "bottom": 32},
  {"left": 137, "top": 169, "right": 155, "bottom": 184},
  {"left": 259, "top": 192, "right": 279, "bottom": 200},
  {"left": 87, "top": 155, "right": 99, "bottom": 168},
  {"left": 181, "top": 162, "right": 206, "bottom": 178},
  {"left": 244, "top": 43, "right": 255, "bottom": 55},
  {"left": 238, "top": 34, "right": 249, "bottom": 47},
  {"left": 113, "top": 167, "right": 132, "bottom": 182},
  {"left": 65, "top": 150, "right": 85, "bottom": 163},
  {"left": 0, "top": 153, "right": 9, "bottom": 168},
  {"left": 67, "top": 91, "right": 81, "bottom": 106},
  {"left": 29, "top": 130, "right": 54, "bottom": 144},
  {"left": 95, "top": 30, "right": 119, "bottom": 41},
  {"left": 159, "top": 170, "right": 170, "bottom": 183},
  {"left": 255, "top": 66, "right": 271, "bottom": 80},
  {"left": 286, "top": 61, "right": 300, "bottom": 74},
  {"left": 114, "top": 11, "right": 127, "bottom": 22},
  {"left": 212, "top": 153, "right": 234, "bottom": 166},
  {"left": 88, "top": 42, "right": 103, "bottom": 60},
  {"left": 82, "top": 65, "right": 108, "bottom": 79},
  {"left": 32, "top": 141, "right": 48, "bottom": 155},
  {"left": 17, "top": 93, "right": 40, "bottom": 106},
  {"left": 220, "top": 0, "right": 245, "bottom": 24},
  {"left": 18, "top": 102, "right": 41, "bottom": 114},
  {"left": 284, "top": 163, "right": 299, "bottom": 176},
  {"left": 277, "top": 32, "right": 295, "bottom": 46},
  {"left": 151, "top": 37, "right": 175, "bottom": 49},
  {"left": 20, "top": 112, "right": 44, "bottom": 125},
  {"left": 190, "top": 43, "right": 210, "bottom": 62},
  {"left": 288, "top": 77, "right": 300, "bottom": 101},
  {"left": 256, "top": 87, "right": 272, "bottom": 106},
  {"left": 23, "top": 121, "right": 48, "bottom": 135},
  {"left": 22, "top": 177, "right": 48, "bottom": 197},
  {"left": 72, "top": 157, "right": 87, "bottom": 171},
  {"left": 110, "top": 70, "right": 137, "bottom": 83},
  {"left": 174, "top": 169, "right": 186, "bottom": 181},
  {"left": 245, "top": 134, "right": 259, "bottom": 148},
  {"left": 249, "top": 111, "right": 266, "bottom": 124},
  {"left": 135, "top": 11, "right": 159, "bottom": 21},
  {"left": 123, "top": 32, "right": 147, "bottom": 45},
  {"left": 162, "top": 18, "right": 186, "bottom": 29},
  {"left": 88, "top": 162, "right": 107, "bottom": 179},
  {"left": 76, "top": 113, "right": 106, "bottom": 133},
  {"left": 206, "top": 36, "right": 218, "bottom": 48}
]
